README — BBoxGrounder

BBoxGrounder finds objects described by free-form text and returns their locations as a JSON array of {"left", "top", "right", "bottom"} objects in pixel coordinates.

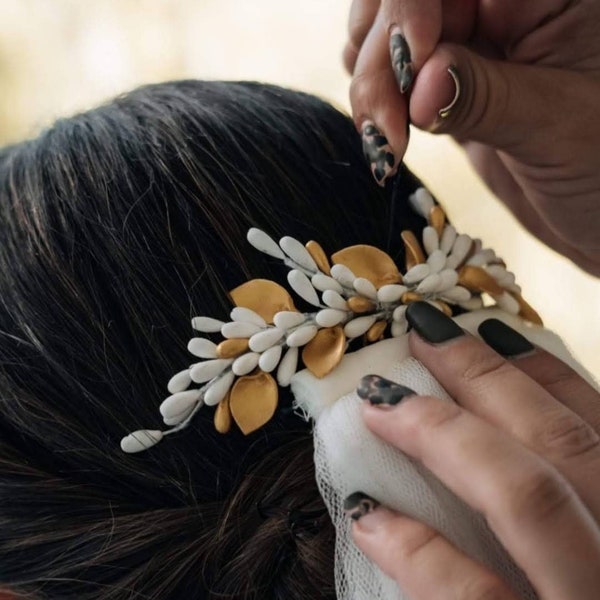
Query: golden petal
[
  {"left": 347, "top": 296, "right": 376, "bottom": 314},
  {"left": 401, "top": 231, "right": 426, "bottom": 270},
  {"left": 513, "top": 293, "right": 543, "bottom": 326},
  {"left": 306, "top": 240, "right": 331, "bottom": 275},
  {"left": 331, "top": 245, "right": 402, "bottom": 288},
  {"left": 302, "top": 325, "right": 346, "bottom": 379},
  {"left": 431, "top": 300, "right": 453, "bottom": 317},
  {"left": 366, "top": 320, "right": 387, "bottom": 343},
  {"left": 458, "top": 266, "right": 505, "bottom": 296},
  {"left": 229, "top": 371, "right": 278, "bottom": 435},
  {"left": 401, "top": 291, "right": 423, "bottom": 304},
  {"left": 214, "top": 393, "right": 232, "bottom": 434},
  {"left": 216, "top": 338, "right": 250, "bottom": 359},
  {"left": 230, "top": 279, "right": 297, "bottom": 324},
  {"left": 428, "top": 206, "right": 446, "bottom": 239}
]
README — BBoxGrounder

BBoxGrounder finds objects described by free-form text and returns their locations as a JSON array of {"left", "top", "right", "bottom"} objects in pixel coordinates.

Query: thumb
[{"left": 409, "top": 43, "right": 584, "bottom": 160}]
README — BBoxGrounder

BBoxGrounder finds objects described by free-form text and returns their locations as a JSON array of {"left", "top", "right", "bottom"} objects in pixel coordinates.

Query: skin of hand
[
  {"left": 350, "top": 302, "right": 600, "bottom": 599},
  {"left": 344, "top": 0, "right": 600, "bottom": 276}
]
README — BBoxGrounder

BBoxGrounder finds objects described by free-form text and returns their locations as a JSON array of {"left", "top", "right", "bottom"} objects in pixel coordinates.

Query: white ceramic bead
[
  {"left": 343, "top": 315, "right": 377, "bottom": 339},
  {"left": 441, "top": 286, "right": 471, "bottom": 303},
  {"left": 277, "top": 347, "right": 299, "bottom": 386},
  {"left": 353, "top": 277, "right": 378, "bottom": 300},
  {"left": 391, "top": 321, "right": 408, "bottom": 337},
  {"left": 204, "top": 371, "right": 235, "bottom": 406},
  {"left": 316, "top": 308, "right": 347, "bottom": 327},
  {"left": 160, "top": 390, "right": 201, "bottom": 420},
  {"left": 187, "top": 338, "right": 218, "bottom": 359},
  {"left": 311, "top": 273, "right": 343, "bottom": 294},
  {"left": 279, "top": 236, "right": 318, "bottom": 271},
  {"left": 167, "top": 369, "right": 193, "bottom": 394},
  {"left": 322, "top": 290, "right": 349, "bottom": 310},
  {"left": 495, "top": 291, "right": 520, "bottom": 315},
  {"left": 427, "top": 249, "right": 446, "bottom": 274},
  {"left": 120, "top": 430, "right": 163, "bottom": 454},
  {"left": 330, "top": 264, "right": 355, "bottom": 287},
  {"left": 249, "top": 328, "right": 284, "bottom": 352},
  {"left": 191, "top": 317, "right": 224, "bottom": 332},
  {"left": 422, "top": 226, "right": 439, "bottom": 255},
  {"left": 440, "top": 225, "right": 457, "bottom": 255},
  {"left": 416, "top": 273, "right": 442, "bottom": 294},
  {"left": 403, "top": 263, "right": 430, "bottom": 285},
  {"left": 273, "top": 311, "right": 306, "bottom": 330},
  {"left": 393, "top": 305, "right": 407, "bottom": 322},
  {"left": 190, "top": 358, "right": 233, "bottom": 383},
  {"left": 247, "top": 228, "right": 285, "bottom": 259},
  {"left": 288, "top": 270, "right": 321, "bottom": 306},
  {"left": 259, "top": 345, "right": 283, "bottom": 373},
  {"left": 377, "top": 284, "right": 407, "bottom": 303},
  {"left": 286, "top": 325, "right": 318, "bottom": 347},
  {"left": 221, "top": 321, "right": 262, "bottom": 339},
  {"left": 409, "top": 187, "right": 435, "bottom": 218},
  {"left": 232, "top": 352, "right": 261, "bottom": 376},
  {"left": 230, "top": 306, "right": 267, "bottom": 328},
  {"left": 436, "top": 269, "right": 459, "bottom": 292}
]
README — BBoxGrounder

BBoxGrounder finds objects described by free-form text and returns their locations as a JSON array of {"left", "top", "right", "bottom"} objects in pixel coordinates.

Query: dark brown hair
[{"left": 0, "top": 81, "right": 425, "bottom": 599}]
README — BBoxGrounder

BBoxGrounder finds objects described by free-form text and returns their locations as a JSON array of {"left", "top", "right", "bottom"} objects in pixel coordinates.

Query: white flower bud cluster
[{"left": 121, "top": 188, "right": 522, "bottom": 453}]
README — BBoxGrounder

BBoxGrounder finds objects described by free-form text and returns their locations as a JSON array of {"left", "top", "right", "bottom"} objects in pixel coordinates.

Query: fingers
[
  {"left": 409, "top": 42, "right": 586, "bottom": 161},
  {"left": 345, "top": 0, "right": 380, "bottom": 75},
  {"left": 405, "top": 303, "right": 600, "bottom": 514},
  {"left": 348, "top": 501, "right": 520, "bottom": 600},
  {"left": 350, "top": 11, "right": 408, "bottom": 186},
  {"left": 361, "top": 395, "right": 600, "bottom": 598}
]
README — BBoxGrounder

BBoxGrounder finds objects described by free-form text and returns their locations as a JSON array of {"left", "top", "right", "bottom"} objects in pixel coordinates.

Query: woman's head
[{"left": 0, "top": 81, "right": 426, "bottom": 599}]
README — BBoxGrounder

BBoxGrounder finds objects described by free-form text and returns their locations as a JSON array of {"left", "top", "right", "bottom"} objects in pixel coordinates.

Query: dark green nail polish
[
  {"left": 478, "top": 319, "right": 535, "bottom": 358},
  {"left": 390, "top": 29, "right": 413, "bottom": 94},
  {"left": 357, "top": 375, "right": 416, "bottom": 405},
  {"left": 344, "top": 492, "right": 379, "bottom": 521},
  {"left": 406, "top": 301, "right": 464, "bottom": 343}
]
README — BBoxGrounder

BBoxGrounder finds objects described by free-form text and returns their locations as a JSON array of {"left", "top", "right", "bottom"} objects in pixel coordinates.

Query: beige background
[{"left": 1, "top": 0, "right": 598, "bottom": 375}]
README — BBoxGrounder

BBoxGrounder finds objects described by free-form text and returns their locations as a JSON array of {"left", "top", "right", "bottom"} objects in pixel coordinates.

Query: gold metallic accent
[
  {"left": 302, "top": 325, "right": 346, "bottom": 378},
  {"left": 429, "top": 205, "right": 446, "bottom": 239},
  {"left": 229, "top": 371, "right": 278, "bottom": 435},
  {"left": 214, "top": 393, "right": 232, "bottom": 434},
  {"left": 401, "top": 291, "right": 423, "bottom": 304},
  {"left": 332, "top": 245, "right": 402, "bottom": 288},
  {"left": 230, "top": 279, "right": 296, "bottom": 324},
  {"left": 366, "top": 320, "right": 387, "bottom": 343},
  {"left": 216, "top": 338, "right": 250, "bottom": 359},
  {"left": 513, "top": 293, "right": 543, "bottom": 326},
  {"left": 458, "top": 266, "right": 505, "bottom": 296},
  {"left": 439, "top": 65, "right": 461, "bottom": 119},
  {"left": 348, "top": 296, "right": 376, "bottom": 314},
  {"left": 432, "top": 300, "right": 453, "bottom": 317},
  {"left": 306, "top": 240, "right": 331, "bottom": 276},
  {"left": 401, "top": 230, "right": 426, "bottom": 270}
]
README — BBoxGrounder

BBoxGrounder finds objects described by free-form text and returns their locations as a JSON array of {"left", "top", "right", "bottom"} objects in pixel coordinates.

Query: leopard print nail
[
  {"left": 390, "top": 31, "right": 413, "bottom": 94},
  {"left": 344, "top": 492, "right": 379, "bottom": 521},
  {"left": 361, "top": 121, "right": 396, "bottom": 186},
  {"left": 357, "top": 374, "right": 416, "bottom": 405}
]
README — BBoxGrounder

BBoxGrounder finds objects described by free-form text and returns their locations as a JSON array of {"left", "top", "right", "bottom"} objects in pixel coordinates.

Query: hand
[
  {"left": 345, "top": 1, "right": 600, "bottom": 276},
  {"left": 348, "top": 302, "right": 600, "bottom": 599}
]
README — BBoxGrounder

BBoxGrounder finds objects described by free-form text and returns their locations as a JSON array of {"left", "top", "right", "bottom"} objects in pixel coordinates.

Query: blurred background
[{"left": 1, "top": 0, "right": 598, "bottom": 375}]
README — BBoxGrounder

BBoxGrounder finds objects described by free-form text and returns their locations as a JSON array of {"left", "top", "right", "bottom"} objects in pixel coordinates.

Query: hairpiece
[{"left": 121, "top": 188, "right": 542, "bottom": 453}]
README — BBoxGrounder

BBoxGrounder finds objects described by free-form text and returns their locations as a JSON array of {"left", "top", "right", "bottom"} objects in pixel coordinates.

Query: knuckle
[
  {"left": 504, "top": 467, "right": 572, "bottom": 526},
  {"left": 402, "top": 397, "right": 463, "bottom": 436},
  {"left": 459, "top": 349, "right": 512, "bottom": 391},
  {"left": 537, "top": 413, "right": 600, "bottom": 460},
  {"left": 395, "top": 520, "right": 440, "bottom": 563}
]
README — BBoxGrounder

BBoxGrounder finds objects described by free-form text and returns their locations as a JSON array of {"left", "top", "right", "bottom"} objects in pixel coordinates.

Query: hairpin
[{"left": 121, "top": 188, "right": 542, "bottom": 453}]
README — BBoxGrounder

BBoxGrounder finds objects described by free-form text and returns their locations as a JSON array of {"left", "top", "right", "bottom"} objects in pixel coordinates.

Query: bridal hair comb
[{"left": 121, "top": 188, "right": 542, "bottom": 453}]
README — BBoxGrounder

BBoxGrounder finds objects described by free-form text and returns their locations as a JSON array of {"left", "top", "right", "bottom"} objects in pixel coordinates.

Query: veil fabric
[{"left": 291, "top": 308, "right": 598, "bottom": 600}]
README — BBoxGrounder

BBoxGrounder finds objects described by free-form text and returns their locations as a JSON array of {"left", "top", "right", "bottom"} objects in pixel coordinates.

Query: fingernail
[
  {"left": 478, "top": 319, "right": 535, "bottom": 358},
  {"left": 344, "top": 492, "right": 380, "bottom": 521},
  {"left": 357, "top": 374, "right": 416, "bottom": 405},
  {"left": 438, "top": 65, "right": 461, "bottom": 119},
  {"left": 389, "top": 28, "right": 413, "bottom": 94},
  {"left": 406, "top": 301, "right": 465, "bottom": 344},
  {"left": 361, "top": 120, "right": 396, "bottom": 187}
]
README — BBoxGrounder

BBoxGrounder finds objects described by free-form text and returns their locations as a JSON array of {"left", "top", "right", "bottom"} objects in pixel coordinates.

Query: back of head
[{"left": 0, "top": 80, "right": 424, "bottom": 599}]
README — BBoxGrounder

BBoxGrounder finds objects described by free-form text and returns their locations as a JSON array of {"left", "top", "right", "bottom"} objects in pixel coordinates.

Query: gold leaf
[
  {"left": 230, "top": 371, "right": 278, "bottom": 435},
  {"left": 306, "top": 240, "right": 331, "bottom": 275},
  {"left": 401, "top": 231, "right": 426, "bottom": 270},
  {"left": 366, "top": 320, "right": 387, "bottom": 343},
  {"left": 458, "top": 266, "right": 504, "bottom": 296},
  {"left": 230, "top": 279, "right": 297, "bottom": 324},
  {"left": 436, "top": 301, "right": 453, "bottom": 317},
  {"left": 513, "top": 293, "right": 543, "bottom": 326},
  {"left": 428, "top": 206, "right": 446, "bottom": 239},
  {"left": 331, "top": 245, "right": 402, "bottom": 288},
  {"left": 214, "top": 393, "right": 232, "bottom": 434},
  {"left": 347, "top": 296, "right": 376, "bottom": 314},
  {"left": 401, "top": 291, "right": 423, "bottom": 304},
  {"left": 302, "top": 325, "right": 346, "bottom": 378},
  {"left": 216, "top": 338, "right": 250, "bottom": 359}
]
